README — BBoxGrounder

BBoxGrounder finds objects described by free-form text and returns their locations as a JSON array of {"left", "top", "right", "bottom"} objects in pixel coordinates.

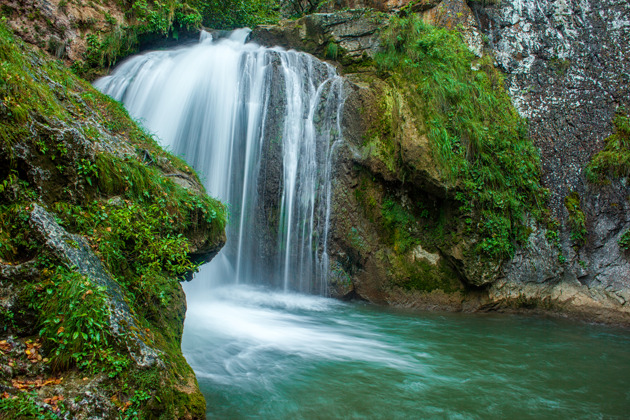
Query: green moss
[
  {"left": 375, "top": 16, "right": 546, "bottom": 261},
  {"left": 564, "top": 191, "right": 586, "bottom": 248},
  {"left": 586, "top": 109, "right": 630, "bottom": 183},
  {"left": 362, "top": 90, "right": 400, "bottom": 175},
  {"left": 381, "top": 197, "right": 417, "bottom": 254},
  {"left": 389, "top": 253, "right": 461, "bottom": 293}
]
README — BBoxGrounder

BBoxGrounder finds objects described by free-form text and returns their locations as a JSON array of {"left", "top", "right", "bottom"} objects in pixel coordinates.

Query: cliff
[
  {"left": 252, "top": 0, "right": 630, "bottom": 325},
  {"left": 0, "top": 21, "right": 225, "bottom": 418}
]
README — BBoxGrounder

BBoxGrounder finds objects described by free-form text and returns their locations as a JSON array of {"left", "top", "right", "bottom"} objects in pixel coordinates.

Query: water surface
[{"left": 182, "top": 282, "right": 630, "bottom": 419}]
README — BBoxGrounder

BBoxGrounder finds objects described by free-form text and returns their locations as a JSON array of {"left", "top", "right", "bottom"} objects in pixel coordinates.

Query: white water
[
  {"left": 182, "top": 284, "right": 630, "bottom": 419},
  {"left": 95, "top": 29, "right": 344, "bottom": 294},
  {"left": 93, "top": 31, "right": 630, "bottom": 420}
]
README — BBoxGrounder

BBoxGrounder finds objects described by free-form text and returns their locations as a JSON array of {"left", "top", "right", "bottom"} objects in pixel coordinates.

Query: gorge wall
[{"left": 254, "top": 0, "right": 630, "bottom": 324}]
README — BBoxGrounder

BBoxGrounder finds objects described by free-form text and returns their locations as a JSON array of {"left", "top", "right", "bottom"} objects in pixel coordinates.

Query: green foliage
[
  {"left": 72, "top": 0, "right": 204, "bottom": 77},
  {"left": 130, "top": 0, "right": 202, "bottom": 35},
  {"left": 586, "top": 109, "right": 630, "bottom": 183},
  {"left": 0, "top": 391, "right": 63, "bottom": 419},
  {"left": 564, "top": 191, "right": 587, "bottom": 247},
  {"left": 123, "top": 390, "right": 152, "bottom": 420},
  {"left": 188, "top": 0, "right": 279, "bottom": 29},
  {"left": 376, "top": 16, "right": 546, "bottom": 260},
  {"left": 82, "top": 27, "right": 139, "bottom": 72},
  {"left": 619, "top": 229, "right": 630, "bottom": 250},
  {"left": 35, "top": 268, "right": 113, "bottom": 371}
]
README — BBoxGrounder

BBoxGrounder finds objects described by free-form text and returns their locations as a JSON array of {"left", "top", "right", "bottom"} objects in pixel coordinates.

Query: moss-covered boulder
[{"left": 0, "top": 22, "right": 225, "bottom": 418}]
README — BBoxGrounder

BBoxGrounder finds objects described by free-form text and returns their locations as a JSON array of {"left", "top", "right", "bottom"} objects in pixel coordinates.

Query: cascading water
[
  {"left": 95, "top": 29, "right": 344, "bottom": 294},
  {"left": 93, "top": 30, "right": 630, "bottom": 420}
]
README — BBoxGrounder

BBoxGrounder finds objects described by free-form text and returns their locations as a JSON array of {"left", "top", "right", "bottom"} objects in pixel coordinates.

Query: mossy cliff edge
[
  {"left": 252, "top": 0, "right": 630, "bottom": 325},
  {"left": 0, "top": 21, "right": 226, "bottom": 418}
]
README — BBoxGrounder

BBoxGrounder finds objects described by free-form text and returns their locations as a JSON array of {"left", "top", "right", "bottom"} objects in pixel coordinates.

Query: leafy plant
[
  {"left": 77, "top": 158, "right": 97, "bottom": 186},
  {"left": 325, "top": 42, "right": 339, "bottom": 60},
  {"left": 0, "top": 391, "right": 63, "bottom": 419},
  {"left": 36, "top": 268, "right": 113, "bottom": 371},
  {"left": 188, "top": 0, "right": 279, "bottom": 29}
]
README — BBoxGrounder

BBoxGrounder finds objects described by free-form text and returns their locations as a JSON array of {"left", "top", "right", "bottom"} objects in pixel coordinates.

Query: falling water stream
[{"left": 96, "top": 32, "right": 630, "bottom": 419}]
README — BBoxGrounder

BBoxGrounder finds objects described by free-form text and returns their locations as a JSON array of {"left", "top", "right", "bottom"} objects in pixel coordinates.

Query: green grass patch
[
  {"left": 34, "top": 267, "right": 113, "bottom": 371},
  {"left": 0, "top": 390, "right": 65, "bottom": 419}
]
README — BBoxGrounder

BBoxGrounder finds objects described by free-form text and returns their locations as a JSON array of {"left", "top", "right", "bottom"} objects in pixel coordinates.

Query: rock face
[
  {"left": 253, "top": 0, "right": 630, "bottom": 324},
  {"left": 472, "top": 0, "right": 630, "bottom": 320},
  {"left": 252, "top": 10, "right": 387, "bottom": 65},
  {"left": 0, "top": 0, "right": 126, "bottom": 62}
]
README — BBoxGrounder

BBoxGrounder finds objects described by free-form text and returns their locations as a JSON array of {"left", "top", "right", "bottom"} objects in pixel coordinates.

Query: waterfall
[{"left": 95, "top": 30, "right": 344, "bottom": 294}]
